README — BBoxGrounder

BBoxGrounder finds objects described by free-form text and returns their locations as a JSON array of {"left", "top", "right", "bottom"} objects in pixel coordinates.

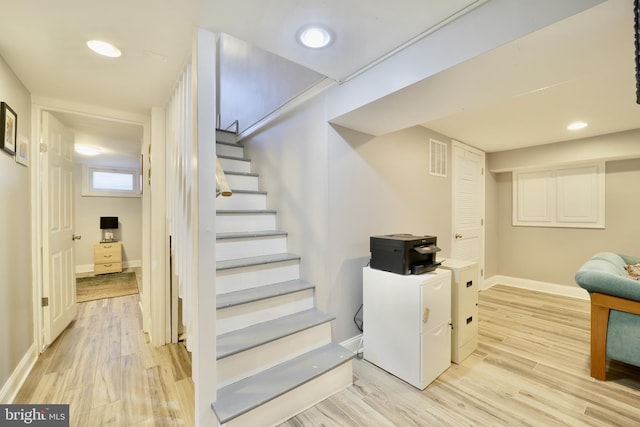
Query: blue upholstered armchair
[{"left": 575, "top": 252, "right": 640, "bottom": 380}]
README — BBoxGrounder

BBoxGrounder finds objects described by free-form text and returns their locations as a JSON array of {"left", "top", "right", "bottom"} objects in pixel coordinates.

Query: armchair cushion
[
  {"left": 575, "top": 252, "right": 640, "bottom": 302},
  {"left": 576, "top": 252, "right": 640, "bottom": 379},
  {"left": 607, "top": 310, "right": 640, "bottom": 367}
]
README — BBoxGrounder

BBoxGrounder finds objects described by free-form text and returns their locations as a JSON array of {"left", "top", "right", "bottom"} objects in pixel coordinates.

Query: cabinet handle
[
  {"left": 423, "top": 308, "right": 430, "bottom": 323},
  {"left": 104, "top": 264, "right": 112, "bottom": 267},
  {"left": 466, "top": 281, "right": 473, "bottom": 288},
  {"left": 104, "top": 254, "right": 112, "bottom": 258}
]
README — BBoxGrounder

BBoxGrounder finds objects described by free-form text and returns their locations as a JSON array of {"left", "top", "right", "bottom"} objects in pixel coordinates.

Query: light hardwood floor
[
  {"left": 15, "top": 284, "right": 640, "bottom": 426},
  {"left": 14, "top": 292, "right": 194, "bottom": 426},
  {"left": 281, "top": 285, "right": 640, "bottom": 427}
]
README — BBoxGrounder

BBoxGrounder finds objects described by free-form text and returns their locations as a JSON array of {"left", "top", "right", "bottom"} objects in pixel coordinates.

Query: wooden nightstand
[{"left": 94, "top": 242, "right": 122, "bottom": 275}]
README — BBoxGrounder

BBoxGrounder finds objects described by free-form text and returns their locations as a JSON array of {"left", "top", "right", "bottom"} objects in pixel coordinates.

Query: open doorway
[{"left": 33, "top": 104, "right": 149, "bottom": 351}]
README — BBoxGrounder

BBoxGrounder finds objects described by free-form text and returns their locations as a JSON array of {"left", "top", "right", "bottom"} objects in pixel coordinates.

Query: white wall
[
  {"left": 326, "top": 125, "right": 453, "bottom": 342},
  {"left": 0, "top": 55, "right": 33, "bottom": 397},
  {"left": 219, "top": 33, "right": 325, "bottom": 133},
  {"left": 243, "top": 95, "right": 331, "bottom": 317},
  {"left": 245, "top": 95, "right": 456, "bottom": 342},
  {"left": 73, "top": 164, "right": 142, "bottom": 272}
]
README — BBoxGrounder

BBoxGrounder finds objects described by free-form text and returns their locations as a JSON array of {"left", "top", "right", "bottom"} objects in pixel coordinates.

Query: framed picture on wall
[
  {"left": 0, "top": 102, "right": 17, "bottom": 155},
  {"left": 16, "top": 135, "right": 29, "bottom": 166}
]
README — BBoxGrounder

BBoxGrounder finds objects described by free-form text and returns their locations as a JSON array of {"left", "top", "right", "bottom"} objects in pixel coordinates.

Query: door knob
[
  {"left": 72, "top": 235, "right": 82, "bottom": 241},
  {"left": 454, "top": 233, "right": 463, "bottom": 239}
]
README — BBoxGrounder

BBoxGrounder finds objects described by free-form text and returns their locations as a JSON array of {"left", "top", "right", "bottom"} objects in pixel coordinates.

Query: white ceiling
[{"left": 0, "top": 0, "right": 637, "bottom": 158}]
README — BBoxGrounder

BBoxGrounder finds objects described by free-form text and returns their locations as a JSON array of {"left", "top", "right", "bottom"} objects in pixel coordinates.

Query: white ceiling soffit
[
  {"left": 422, "top": 0, "right": 640, "bottom": 152},
  {"left": 330, "top": 0, "right": 640, "bottom": 153}
]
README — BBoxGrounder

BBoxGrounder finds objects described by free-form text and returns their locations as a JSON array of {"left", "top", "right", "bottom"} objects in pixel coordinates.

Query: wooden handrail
[{"left": 216, "top": 156, "right": 232, "bottom": 197}]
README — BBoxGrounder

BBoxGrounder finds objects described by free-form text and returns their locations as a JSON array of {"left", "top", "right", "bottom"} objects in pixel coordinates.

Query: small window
[{"left": 82, "top": 166, "right": 141, "bottom": 197}]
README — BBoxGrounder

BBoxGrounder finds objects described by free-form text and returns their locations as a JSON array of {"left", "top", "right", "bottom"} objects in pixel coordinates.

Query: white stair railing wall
[{"left": 166, "top": 62, "right": 196, "bottom": 350}]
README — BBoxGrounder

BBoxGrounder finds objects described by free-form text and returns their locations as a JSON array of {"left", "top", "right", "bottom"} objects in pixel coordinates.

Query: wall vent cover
[{"left": 429, "top": 139, "right": 447, "bottom": 177}]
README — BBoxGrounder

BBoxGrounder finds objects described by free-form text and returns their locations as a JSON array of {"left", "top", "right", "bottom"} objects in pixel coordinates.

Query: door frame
[
  {"left": 30, "top": 98, "right": 156, "bottom": 351},
  {"left": 450, "top": 139, "right": 486, "bottom": 288}
]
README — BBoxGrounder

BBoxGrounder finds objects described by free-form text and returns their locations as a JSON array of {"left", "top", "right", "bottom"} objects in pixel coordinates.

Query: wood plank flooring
[
  {"left": 281, "top": 285, "right": 640, "bottom": 427},
  {"left": 14, "top": 293, "right": 194, "bottom": 426},
  {"left": 15, "top": 284, "right": 640, "bottom": 426}
]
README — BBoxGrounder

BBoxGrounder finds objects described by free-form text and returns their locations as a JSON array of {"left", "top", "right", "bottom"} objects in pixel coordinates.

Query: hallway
[{"left": 14, "top": 289, "right": 194, "bottom": 426}]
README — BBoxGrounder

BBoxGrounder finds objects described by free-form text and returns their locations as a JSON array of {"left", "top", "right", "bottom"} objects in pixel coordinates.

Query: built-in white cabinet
[
  {"left": 363, "top": 267, "right": 451, "bottom": 389},
  {"left": 512, "top": 162, "right": 605, "bottom": 228},
  {"left": 439, "top": 259, "right": 478, "bottom": 363}
]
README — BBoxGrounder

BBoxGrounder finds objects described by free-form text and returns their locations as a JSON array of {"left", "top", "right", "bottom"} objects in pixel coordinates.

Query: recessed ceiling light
[
  {"left": 87, "top": 40, "right": 122, "bottom": 58},
  {"left": 567, "top": 121, "right": 588, "bottom": 130},
  {"left": 297, "top": 25, "right": 333, "bottom": 49},
  {"left": 75, "top": 145, "right": 102, "bottom": 156}
]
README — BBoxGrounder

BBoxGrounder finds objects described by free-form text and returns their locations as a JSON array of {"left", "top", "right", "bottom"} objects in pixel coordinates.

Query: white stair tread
[
  {"left": 212, "top": 343, "right": 354, "bottom": 424},
  {"left": 217, "top": 279, "right": 314, "bottom": 309},
  {"left": 216, "top": 129, "right": 238, "bottom": 144},
  {"left": 217, "top": 253, "right": 300, "bottom": 271},
  {"left": 217, "top": 308, "right": 334, "bottom": 359},
  {"left": 217, "top": 231, "right": 287, "bottom": 240}
]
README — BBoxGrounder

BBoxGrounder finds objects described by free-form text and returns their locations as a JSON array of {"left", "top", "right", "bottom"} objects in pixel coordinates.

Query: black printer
[{"left": 370, "top": 234, "right": 441, "bottom": 275}]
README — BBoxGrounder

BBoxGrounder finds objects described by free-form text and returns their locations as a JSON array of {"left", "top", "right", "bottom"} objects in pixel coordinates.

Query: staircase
[{"left": 212, "top": 133, "right": 354, "bottom": 426}]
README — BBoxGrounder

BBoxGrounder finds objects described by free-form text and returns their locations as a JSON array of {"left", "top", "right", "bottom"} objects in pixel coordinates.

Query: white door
[
  {"left": 451, "top": 141, "right": 485, "bottom": 285},
  {"left": 42, "top": 112, "right": 77, "bottom": 345}
]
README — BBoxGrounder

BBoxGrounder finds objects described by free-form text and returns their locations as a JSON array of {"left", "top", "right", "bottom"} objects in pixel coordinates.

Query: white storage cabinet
[
  {"left": 362, "top": 266, "right": 452, "bottom": 389},
  {"left": 439, "top": 259, "right": 479, "bottom": 363}
]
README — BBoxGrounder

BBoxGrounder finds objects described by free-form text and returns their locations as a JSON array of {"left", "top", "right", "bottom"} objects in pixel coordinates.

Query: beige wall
[
  {"left": 73, "top": 164, "right": 143, "bottom": 272},
  {"left": 0, "top": 55, "right": 33, "bottom": 392},
  {"left": 490, "top": 157, "right": 640, "bottom": 287},
  {"left": 488, "top": 129, "right": 640, "bottom": 172}
]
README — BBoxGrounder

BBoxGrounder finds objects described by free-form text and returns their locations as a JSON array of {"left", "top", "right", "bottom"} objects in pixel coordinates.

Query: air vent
[{"left": 429, "top": 139, "right": 447, "bottom": 177}]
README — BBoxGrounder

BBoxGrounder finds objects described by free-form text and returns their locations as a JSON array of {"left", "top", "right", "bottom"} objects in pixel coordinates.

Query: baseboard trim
[
  {"left": 0, "top": 342, "right": 37, "bottom": 403},
  {"left": 76, "top": 260, "right": 142, "bottom": 275},
  {"left": 340, "top": 334, "right": 363, "bottom": 354},
  {"left": 123, "top": 260, "right": 142, "bottom": 269},
  {"left": 484, "top": 275, "right": 589, "bottom": 300}
]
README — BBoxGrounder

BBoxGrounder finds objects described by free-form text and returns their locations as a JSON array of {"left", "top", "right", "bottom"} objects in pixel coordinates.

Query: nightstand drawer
[
  {"left": 94, "top": 242, "right": 123, "bottom": 274},
  {"left": 94, "top": 242, "right": 122, "bottom": 262},
  {"left": 94, "top": 262, "right": 123, "bottom": 275}
]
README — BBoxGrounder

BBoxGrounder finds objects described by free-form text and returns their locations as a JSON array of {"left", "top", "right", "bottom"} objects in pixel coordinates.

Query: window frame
[{"left": 82, "top": 165, "right": 142, "bottom": 198}]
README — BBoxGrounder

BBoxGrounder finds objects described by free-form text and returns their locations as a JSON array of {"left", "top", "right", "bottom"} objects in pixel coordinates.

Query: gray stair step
[
  {"left": 228, "top": 189, "right": 267, "bottom": 195},
  {"left": 218, "top": 154, "right": 250, "bottom": 162},
  {"left": 224, "top": 171, "right": 259, "bottom": 178},
  {"left": 217, "top": 279, "right": 314, "bottom": 309},
  {"left": 216, "top": 253, "right": 300, "bottom": 271},
  {"left": 212, "top": 343, "right": 354, "bottom": 424},
  {"left": 217, "top": 308, "right": 334, "bottom": 359},
  {"left": 217, "top": 231, "right": 287, "bottom": 240},
  {"left": 216, "top": 139, "right": 240, "bottom": 147},
  {"left": 216, "top": 209, "right": 277, "bottom": 215}
]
